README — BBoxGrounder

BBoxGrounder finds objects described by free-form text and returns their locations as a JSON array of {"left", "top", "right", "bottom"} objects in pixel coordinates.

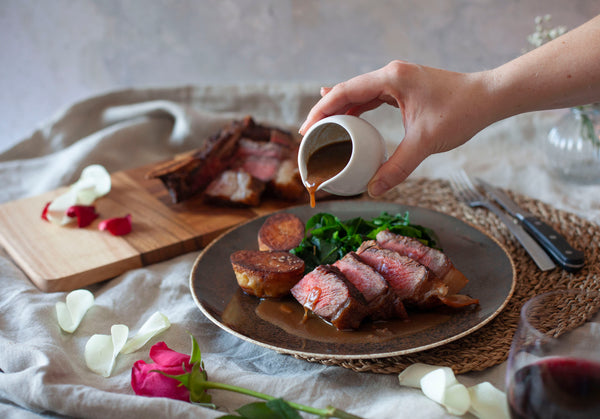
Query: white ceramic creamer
[{"left": 298, "top": 115, "right": 387, "bottom": 202}]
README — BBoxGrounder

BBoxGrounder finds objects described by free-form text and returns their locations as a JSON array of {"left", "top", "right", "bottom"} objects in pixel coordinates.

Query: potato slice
[
  {"left": 231, "top": 250, "right": 305, "bottom": 297},
  {"left": 258, "top": 213, "right": 305, "bottom": 251}
]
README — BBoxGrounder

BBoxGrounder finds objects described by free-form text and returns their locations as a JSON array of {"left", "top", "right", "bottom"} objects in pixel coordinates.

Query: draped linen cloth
[{"left": 0, "top": 84, "right": 598, "bottom": 419}]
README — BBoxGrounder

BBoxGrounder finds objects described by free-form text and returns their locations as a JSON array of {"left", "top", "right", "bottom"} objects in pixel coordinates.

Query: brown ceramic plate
[{"left": 190, "top": 201, "right": 516, "bottom": 360}]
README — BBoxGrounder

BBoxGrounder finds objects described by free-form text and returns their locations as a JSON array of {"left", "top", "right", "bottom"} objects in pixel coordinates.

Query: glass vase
[{"left": 544, "top": 105, "right": 600, "bottom": 184}]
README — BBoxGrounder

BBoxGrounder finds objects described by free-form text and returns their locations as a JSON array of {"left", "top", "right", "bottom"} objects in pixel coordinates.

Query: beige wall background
[{"left": 1, "top": 0, "right": 599, "bottom": 150}]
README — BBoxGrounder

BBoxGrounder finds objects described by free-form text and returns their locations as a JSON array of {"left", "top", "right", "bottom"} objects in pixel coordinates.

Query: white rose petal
[
  {"left": 443, "top": 383, "right": 471, "bottom": 416},
  {"left": 420, "top": 367, "right": 470, "bottom": 416},
  {"left": 420, "top": 367, "right": 458, "bottom": 402},
  {"left": 85, "top": 324, "right": 129, "bottom": 377},
  {"left": 55, "top": 289, "right": 95, "bottom": 333},
  {"left": 399, "top": 363, "right": 508, "bottom": 418},
  {"left": 468, "top": 382, "right": 510, "bottom": 419},
  {"left": 45, "top": 165, "right": 111, "bottom": 226},
  {"left": 46, "top": 190, "right": 79, "bottom": 225},
  {"left": 398, "top": 363, "right": 444, "bottom": 388},
  {"left": 72, "top": 186, "right": 100, "bottom": 206},
  {"left": 71, "top": 164, "right": 111, "bottom": 199},
  {"left": 84, "top": 334, "right": 113, "bottom": 375},
  {"left": 120, "top": 311, "right": 171, "bottom": 354}
]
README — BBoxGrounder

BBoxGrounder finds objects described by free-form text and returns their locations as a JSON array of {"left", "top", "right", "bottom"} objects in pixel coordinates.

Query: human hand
[{"left": 299, "top": 61, "right": 495, "bottom": 196}]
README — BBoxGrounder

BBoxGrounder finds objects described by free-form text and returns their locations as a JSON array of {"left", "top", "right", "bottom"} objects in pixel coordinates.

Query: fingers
[
  {"left": 345, "top": 98, "right": 387, "bottom": 117},
  {"left": 299, "top": 87, "right": 356, "bottom": 134},
  {"left": 367, "top": 134, "right": 429, "bottom": 197},
  {"left": 299, "top": 93, "right": 355, "bottom": 134},
  {"left": 320, "top": 86, "right": 332, "bottom": 96},
  {"left": 299, "top": 70, "right": 389, "bottom": 135}
]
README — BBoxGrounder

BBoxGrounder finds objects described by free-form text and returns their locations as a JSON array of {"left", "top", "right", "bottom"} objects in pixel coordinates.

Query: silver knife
[{"left": 478, "top": 179, "right": 585, "bottom": 272}]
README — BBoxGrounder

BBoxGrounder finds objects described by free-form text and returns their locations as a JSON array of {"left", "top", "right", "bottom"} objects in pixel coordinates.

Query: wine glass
[{"left": 506, "top": 289, "right": 600, "bottom": 419}]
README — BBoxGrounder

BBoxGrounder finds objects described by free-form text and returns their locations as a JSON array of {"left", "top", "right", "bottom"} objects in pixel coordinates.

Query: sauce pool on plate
[{"left": 255, "top": 297, "right": 452, "bottom": 344}]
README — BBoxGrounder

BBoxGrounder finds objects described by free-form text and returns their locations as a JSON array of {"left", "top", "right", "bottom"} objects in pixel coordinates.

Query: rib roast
[{"left": 146, "top": 116, "right": 304, "bottom": 205}]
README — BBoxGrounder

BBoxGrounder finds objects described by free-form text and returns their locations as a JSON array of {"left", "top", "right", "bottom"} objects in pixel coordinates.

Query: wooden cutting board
[{"left": 0, "top": 164, "right": 305, "bottom": 292}]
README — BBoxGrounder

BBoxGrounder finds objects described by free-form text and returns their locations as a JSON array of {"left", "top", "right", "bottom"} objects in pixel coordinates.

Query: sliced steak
[
  {"left": 437, "top": 294, "right": 479, "bottom": 308},
  {"left": 267, "top": 159, "right": 305, "bottom": 201},
  {"left": 146, "top": 117, "right": 250, "bottom": 202},
  {"left": 269, "top": 128, "right": 298, "bottom": 149},
  {"left": 204, "top": 169, "right": 265, "bottom": 207},
  {"left": 333, "top": 252, "right": 407, "bottom": 320},
  {"left": 290, "top": 265, "right": 368, "bottom": 330},
  {"left": 146, "top": 116, "right": 299, "bottom": 203},
  {"left": 236, "top": 137, "right": 293, "bottom": 160},
  {"left": 237, "top": 155, "right": 282, "bottom": 183},
  {"left": 376, "top": 230, "right": 469, "bottom": 295},
  {"left": 240, "top": 118, "right": 295, "bottom": 145},
  {"left": 232, "top": 137, "right": 298, "bottom": 183},
  {"left": 356, "top": 241, "right": 448, "bottom": 309}
]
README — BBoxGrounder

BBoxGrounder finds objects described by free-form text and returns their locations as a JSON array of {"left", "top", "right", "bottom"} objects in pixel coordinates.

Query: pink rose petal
[
  {"left": 41, "top": 202, "right": 51, "bottom": 221},
  {"left": 131, "top": 341, "right": 192, "bottom": 401},
  {"left": 98, "top": 214, "right": 132, "bottom": 236},
  {"left": 66, "top": 205, "right": 99, "bottom": 228}
]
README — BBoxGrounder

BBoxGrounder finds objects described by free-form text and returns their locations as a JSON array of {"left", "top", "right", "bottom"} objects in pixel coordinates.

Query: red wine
[{"left": 508, "top": 357, "right": 600, "bottom": 419}]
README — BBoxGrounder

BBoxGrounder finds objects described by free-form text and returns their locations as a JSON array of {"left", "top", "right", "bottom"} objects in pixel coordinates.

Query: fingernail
[
  {"left": 298, "top": 121, "right": 307, "bottom": 135},
  {"left": 368, "top": 179, "right": 390, "bottom": 197}
]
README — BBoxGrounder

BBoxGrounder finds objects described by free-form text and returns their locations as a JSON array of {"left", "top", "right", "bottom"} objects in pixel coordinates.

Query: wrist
[
  {"left": 459, "top": 70, "right": 508, "bottom": 133},
  {"left": 475, "top": 67, "right": 525, "bottom": 123}
]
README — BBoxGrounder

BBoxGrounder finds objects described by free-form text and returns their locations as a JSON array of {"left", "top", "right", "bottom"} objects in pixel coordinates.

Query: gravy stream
[
  {"left": 256, "top": 298, "right": 451, "bottom": 344},
  {"left": 305, "top": 140, "right": 353, "bottom": 207}
]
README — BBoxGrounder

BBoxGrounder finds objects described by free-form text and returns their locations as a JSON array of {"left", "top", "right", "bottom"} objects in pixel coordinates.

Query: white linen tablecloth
[{"left": 0, "top": 84, "right": 598, "bottom": 419}]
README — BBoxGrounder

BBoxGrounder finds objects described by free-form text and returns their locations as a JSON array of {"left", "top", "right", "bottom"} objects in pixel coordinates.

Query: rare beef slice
[
  {"left": 356, "top": 241, "right": 449, "bottom": 309},
  {"left": 376, "top": 230, "right": 469, "bottom": 295},
  {"left": 333, "top": 252, "right": 407, "bottom": 320},
  {"left": 290, "top": 265, "right": 368, "bottom": 330}
]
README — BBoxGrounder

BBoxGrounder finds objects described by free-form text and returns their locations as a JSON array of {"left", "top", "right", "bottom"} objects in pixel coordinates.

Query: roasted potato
[
  {"left": 257, "top": 213, "right": 304, "bottom": 251},
  {"left": 230, "top": 250, "right": 305, "bottom": 298}
]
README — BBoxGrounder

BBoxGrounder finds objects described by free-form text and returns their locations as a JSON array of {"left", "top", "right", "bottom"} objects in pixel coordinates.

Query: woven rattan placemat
[{"left": 295, "top": 178, "right": 600, "bottom": 375}]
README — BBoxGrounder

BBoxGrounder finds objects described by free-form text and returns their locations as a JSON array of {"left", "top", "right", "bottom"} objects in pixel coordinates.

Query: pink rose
[{"left": 131, "top": 341, "right": 193, "bottom": 402}]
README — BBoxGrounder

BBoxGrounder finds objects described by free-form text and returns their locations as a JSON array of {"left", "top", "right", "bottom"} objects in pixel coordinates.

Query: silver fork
[{"left": 449, "top": 170, "right": 556, "bottom": 271}]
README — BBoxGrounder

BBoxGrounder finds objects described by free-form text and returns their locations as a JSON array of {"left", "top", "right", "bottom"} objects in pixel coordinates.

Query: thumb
[{"left": 367, "top": 135, "right": 429, "bottom": 197}]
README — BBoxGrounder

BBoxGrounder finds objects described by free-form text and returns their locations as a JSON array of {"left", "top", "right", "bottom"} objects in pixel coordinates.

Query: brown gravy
[
  {"left": 256, "top": 297, "right": 451, "bottom": 344},
  {"left": 305, "top": 140, "right": 353, "bottom": 207}
]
